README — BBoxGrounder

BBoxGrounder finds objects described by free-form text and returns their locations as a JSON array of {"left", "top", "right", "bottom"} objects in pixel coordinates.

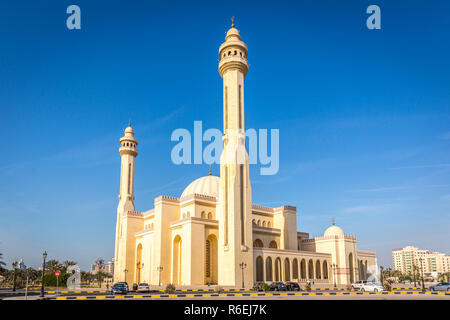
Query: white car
[
  {"left": 137, "top": 283, "right": 150, "bottom": 292},
  {"left": 430, "top": 282, "right": 450, "bottom": 292},
  {"left": 360, "top": 282, "right": 384, "bottom": 292},
  {"left": 351, "top": 280, "right": 368, "bottom": 290}
]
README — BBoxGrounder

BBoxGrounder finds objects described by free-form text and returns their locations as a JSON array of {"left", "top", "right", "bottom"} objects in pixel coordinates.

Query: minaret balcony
[{"left": 218, "top": 56, "right": 249, "bottom": 76}]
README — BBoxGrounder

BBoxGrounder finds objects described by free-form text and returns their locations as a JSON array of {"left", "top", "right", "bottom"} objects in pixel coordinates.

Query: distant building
[
  {"left": 91, "top": 258, "right": 114, "bottom": 275},
  {"left": 392, "top": 246, "right": 450, "bottom": 277}
]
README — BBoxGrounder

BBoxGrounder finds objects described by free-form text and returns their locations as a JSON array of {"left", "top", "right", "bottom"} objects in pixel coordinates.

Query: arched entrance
[
  {"left": 172, "top": 235, "right": 182, "bottom": 285},
  {"left": 255, "top": 256, "right": 264, "bottom": 282},
  {"left": 315, "top": 260, "right": 321, "bottom": 279},
  {"left": 265, "top": 257, "right": 273, "bottom": 281},
  {"left": 284, "top": 258, "right": 290, "bottom": 281},
  {"left": 348, "top": 253, "right": 354, "bottom": 284},
  {"left": 292, "top": 258, "right": 299, "bottom": 280},
  {"left": 205, "top": 234, "right": 218, "bottom": 284},
  {"left": 300, "top": 259, "right": 306, "bottom": 279},
  {"left": 323, "top": 260, "right": 328, "bottom": 279},
  {"left": 308, "top": 259, "right": 314, "bottom": 279},
  {"left": 275, "top": 258, "right": 282, "bottom": 281}
]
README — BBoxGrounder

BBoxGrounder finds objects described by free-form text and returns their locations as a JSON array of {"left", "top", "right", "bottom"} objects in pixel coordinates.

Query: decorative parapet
[
  {"left": 135, "top": 228, "right": 153, "bottom": 237},
  {"left": 155, "top": 195, "right": 180, "bottom": 204},
  {"left": 180, "top": 193, "right": 218, "bottom": 204},
  {"left": 142, "top": 209, "right": 154, "bottom": 218},
  {"left": 252, "top": 225, "right": 281, "bottom": 235},
  {"left": 297, "top": 232, "right": 310, "bottom": 238},
  {"left": 170, "top": 217, "right": 219, "bottom": 228},
  {"left": 253, "top": 247, "right": 332, "bottom": 258},
  {"left": 125, "top": 211, "right": 143, "bottom": 218},
  {"left": 312, "top": 235, "right": 357, "bottom": 241},
  {"left": 252, "top": 204, "right": 274, "bottom": 213}
]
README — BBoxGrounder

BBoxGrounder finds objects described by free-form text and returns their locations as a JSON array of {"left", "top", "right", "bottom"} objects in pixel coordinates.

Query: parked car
[
  {"left": 115, "top": 281, "right": 129, "bottom": 292},
  {"left": 270, "top": 282, "right": 287, "bottom": 291},
  {"left": 111, "top": 283, "right": 128, "bottom": 294},
  {"left": 285, "top": 282, "right": 301, "bottom": 291},
  {"left": 430, "top": 282, "right": 450, "bottom": 291},
  {"left": 401, "top": 280, "right": 411, "bottom": 284},
  {"left": 137, "top": 283, "right": 150, "bottom": 292},
  {"left": 351, "top": 280, "right": 368, "bottom": 290},
  {"left": 360, "top": 282, "right": 384, "bottom": 292}
]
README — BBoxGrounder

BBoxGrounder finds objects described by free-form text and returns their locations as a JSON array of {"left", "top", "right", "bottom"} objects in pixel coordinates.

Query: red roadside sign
[{"left": 55, "top": 271, "right": 60, "bottom": 277}]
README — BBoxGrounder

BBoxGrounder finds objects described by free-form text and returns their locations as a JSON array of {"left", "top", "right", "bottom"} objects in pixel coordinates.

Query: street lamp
[
  {"left": 157, "top": 266, "right": 163, "bottom": 287},
  {"left": 239, "top": 262, "right": 247, "bottom": 289},
  {"left": 419, "top": 258, "right": 425, "bottom": 293},
  {"left": 332, "top": 263, "right": 337, "bottom": 289},
  {"left": 136, "top": 262, "right": 144, "bottom": 284},
  {"left": 12, "top": 261, "right": 18, "bottom": 292},
  {"left": 123, "top": 269, "right": 128, "bottom": 283},
  {"left": 380, "top": 266, "right": 384, "bottom": 285},
  {"left": 40, "top": 251, "right": 47, "bottom": 297}
]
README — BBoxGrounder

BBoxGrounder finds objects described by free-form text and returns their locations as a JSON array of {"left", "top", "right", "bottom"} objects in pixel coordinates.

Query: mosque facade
[{"left": 113, "top": 24, "right": 377, "bottom": 287}]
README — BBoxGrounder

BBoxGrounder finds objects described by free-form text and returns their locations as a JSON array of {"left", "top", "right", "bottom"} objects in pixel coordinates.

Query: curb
[{"left": 54, "top": 291, "right": 450, "bottom": 300}]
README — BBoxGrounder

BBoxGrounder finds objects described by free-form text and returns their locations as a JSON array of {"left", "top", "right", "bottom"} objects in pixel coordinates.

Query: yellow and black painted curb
[{"left": 54, "top": 291, "right": 450, "bottom": 300}]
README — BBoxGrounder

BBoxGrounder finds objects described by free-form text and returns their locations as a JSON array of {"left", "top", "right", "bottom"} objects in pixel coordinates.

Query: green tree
[
  {"left": 45, "top": 260, "right": 62, "bottom": 274},
  {"left": 62, "top": 260, "right": 77, "bottom": 273}
]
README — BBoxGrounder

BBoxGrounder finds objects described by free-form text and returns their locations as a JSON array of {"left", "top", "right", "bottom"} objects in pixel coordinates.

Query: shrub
[
  {"left": 260, "top": 283, "right": 271, "bottom": 292},
  {"left": 383, "top": 281, "right": 392, "bottom": 291},
  {"left": 165, "top": 283, "right": 176, "bottom": 293},
  {"left": 44, "top": 273, "right": 70, "bottom": 287}
]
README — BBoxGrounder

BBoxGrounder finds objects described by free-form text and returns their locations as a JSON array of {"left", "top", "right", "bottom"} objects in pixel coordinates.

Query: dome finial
[
  {"left": 128, "top": 119, "right": 131, "bottom": 127},
  {"left": 332, "top": 217, "right": 335, "bottom": 225},
  {"left": 209, "top": 165, "right": 212, "bottom": 176},
  {"left": 231, "top": 16, "right": 235, "bottom": 28}
]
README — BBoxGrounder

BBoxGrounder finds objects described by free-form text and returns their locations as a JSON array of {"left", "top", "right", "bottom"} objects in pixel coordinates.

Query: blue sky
[{"left": 0, "top": 0, "right": 449, "bottom": 270}]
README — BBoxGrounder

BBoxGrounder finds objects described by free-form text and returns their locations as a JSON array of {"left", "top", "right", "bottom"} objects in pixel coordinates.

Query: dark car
[
  {"left": 270, "top": 282, "right": 287, "bottom": 291},
  {"left": 115, "top": 281, "right": 129, "bottom": 292},
  {"left": 111, "top": 283, "right": 128, "bottom": 294},
  {"left": 285, "top": 282, "right": 301, "bottom": 291}
]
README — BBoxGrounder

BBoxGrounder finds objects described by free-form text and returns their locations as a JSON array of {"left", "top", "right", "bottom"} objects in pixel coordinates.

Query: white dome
[
  {"left": 181, "top": 175, "right": 220, "bottom": 198},
  {"left": 324, "top": 225, "right": 345, "bottom": 237}
]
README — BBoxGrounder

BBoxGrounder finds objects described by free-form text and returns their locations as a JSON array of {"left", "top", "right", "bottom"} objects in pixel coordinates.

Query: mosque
[{"left": 113, "top": 23, "right": 377, "bottom": 288}]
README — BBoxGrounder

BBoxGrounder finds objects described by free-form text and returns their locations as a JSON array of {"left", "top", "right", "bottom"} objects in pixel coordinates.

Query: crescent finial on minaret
[{"left": 231, "top": 16, "right": 235, "bottom": 28}]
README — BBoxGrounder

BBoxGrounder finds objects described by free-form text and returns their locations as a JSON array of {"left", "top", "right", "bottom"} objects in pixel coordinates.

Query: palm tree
[
  {"left": 62, "top": 261, "right": 77, "bottom": 273},
  {"left": 46, "top": 260, "right": 62, "bottom": 274}
]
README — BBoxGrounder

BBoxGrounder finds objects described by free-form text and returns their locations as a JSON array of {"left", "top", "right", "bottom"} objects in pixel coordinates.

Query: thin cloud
[{"left": 389, "top": 164, "right": 450, "bottom": 170}]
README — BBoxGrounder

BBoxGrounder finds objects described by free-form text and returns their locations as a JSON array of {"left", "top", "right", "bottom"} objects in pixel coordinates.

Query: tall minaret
[
  {"left": 114, "top": 123, "right": 138, "bottom": 283},
  {"left": 217, "top": 20, "right": 254, "bottom": 287}
]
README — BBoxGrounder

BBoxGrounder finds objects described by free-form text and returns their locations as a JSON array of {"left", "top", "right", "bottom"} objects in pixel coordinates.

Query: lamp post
[
  {"left": 157, "top": 266, "right": 163, "bottom": 287},
  {"left": 40, "top": 251, "right": 47, "bottom": 297},
  {"left": 123, "top": 268, "right": 128, "bottom": 284},
  {"left": 136, "top": 262, "right": 144, "bottom": 284},
  {"left": 239, "top": 262, "right": 247, "bottom": 289},
  {"left": 380, "top": 266, "right": 384, "bottom": 285},
  {"left": 332, "top": 263, "right": 337, "bottom": 289},
  {"left": 419, "top": 258, "right": 425, "bottom": 293},
  {"left": 12, "top": 261, "right": 18, "bottom": 292}
]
